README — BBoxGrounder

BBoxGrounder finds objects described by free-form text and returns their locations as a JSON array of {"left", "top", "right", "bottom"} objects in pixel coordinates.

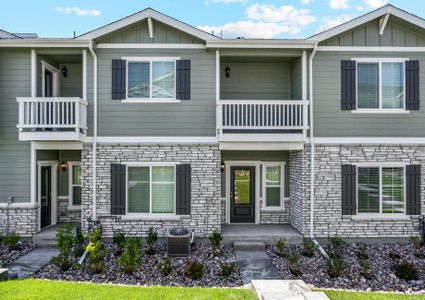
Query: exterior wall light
[
  {"left": 225, "top": 66, "right": 230, "bottom": 78},
  {"left": 61, "top": 161, "right": 67, "bottom": 171}
]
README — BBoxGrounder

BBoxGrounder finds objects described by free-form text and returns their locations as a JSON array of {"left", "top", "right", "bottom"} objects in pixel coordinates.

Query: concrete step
[
  {"left": 34, "top": 240, "right": 57, "bottom": 248},
  {"left": 251, "top": 280, "right": 330, "bottom": 300},
  {"left": 224, "top": 235, "right": 302, "bottom": 245},
  {"left": 260, "top": 291, "right": 329, "bottom": 300},
  {"left": 234, "top": 241, "right": 265, "bottom": 251}
]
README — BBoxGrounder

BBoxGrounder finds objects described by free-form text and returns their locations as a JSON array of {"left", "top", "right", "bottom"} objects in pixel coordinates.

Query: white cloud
[
  {"left": 301, "top": 0, "right": 314, "bottom": 4},
  {"left": 204, "top": 0, "right": 248, "bottom": 4},
  {"left": 356, "top": 6, "right": 365, "bottom": 11},
  {"left": 363, "top": 0, "right": 388, "bottom": 8},
  {"left": 316, "top": 14, "right": 352, "bottom": 33},
  {"left": 329, "top": 0, "right": 350, "bottom": 10},
  {"left": 198, "top": 21, "right": 300, "bottom": 38},
  {"left": 56, "top": 7, "right": 101, "bottom": 17},
  {"left": 246, "top": 4, "right": 316, "bottom": 26}
]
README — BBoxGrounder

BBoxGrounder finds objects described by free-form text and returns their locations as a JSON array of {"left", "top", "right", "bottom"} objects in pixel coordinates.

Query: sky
[{"left": 0, "top": 0, "right": 423, "bottom": 39}]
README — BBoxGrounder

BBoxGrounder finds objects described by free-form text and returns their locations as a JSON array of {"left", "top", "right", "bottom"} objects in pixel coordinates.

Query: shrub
[
  {"left": 301, "top": 238, "right": 317, "bottom": 257},
  {"left": 118, "top": 237, "right": 142, "bottom": 274},
  {"left": 74, "top": 225, "right": 86, "bottom": 257},
  {"left": 57, "top": 225, "right": 74, "bottom": 257},
  {"left": 208, "top": 229, "right": 223, "bottom": 249},
  {"left": 51, "top": 255, "right": 73, "bottom": 272},
  {"left": 113, "top": 230, "right": 127, "bottom": 254},
  {"left": 394, "top": 260, "right": 419, "bottom": 281},
  {"left": 388, "top": 250, "right": 401, "bottom": 261},
  {"left": 286, "top": 253, "right": 302, "bottom": 277},
  {"left": 356, "top": 243, "right": 369, "bottom": 260},
  {"left": 410, "top": 236, "right": 424, "bottom": 249},
  {"left": 88, "top": 228, "right": 102, "bottom": 244},
  {"left": 220, "top": 263, "right": 237, "bottom": 278},
  {"left": 146, "top": 227, "right": 158, "bottom": 255},
  {"left": 326, "top": 256, "right": 345, "bottom": 278},
  {"left": 160, "top": 258, "right": 172, "bottom": 277},
  {"left": 328, "top": 236, "right": 346, "bottom": 258},
  {"left": 2, "top": 232, "right": 21, "bottom": 250},
  {"left": 358, "top": 258, "right": 373, "bottom": 280},
  {"left": 184, "top": 260, "right": 204, "bottom": 280},
  {"left": 86, "top": 240, "right": 106, "bottom": 274},
  {"left": 276, "top": 238, "right": 286, "bottom": 257}
]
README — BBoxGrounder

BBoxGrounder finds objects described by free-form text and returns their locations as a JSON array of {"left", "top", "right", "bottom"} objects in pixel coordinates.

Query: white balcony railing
[
  {"left": 17, "top": 97, "right": 88, "bottom": 141},
  {"left": 218, "top": 100, "right": 309, "bottom": 131}
]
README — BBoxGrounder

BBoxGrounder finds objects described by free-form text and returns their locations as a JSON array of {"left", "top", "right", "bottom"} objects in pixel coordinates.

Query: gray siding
[
  {"left": 0, "top": 49, "right": 31, "bottom": 203},
  {"left": 320, "top": 16, "right": 425, "bottom": 47},
  {"left": 313, "top": 52, "right": 425, "bottom": 137},
  {"left": 290, "top": 58, "right": 302, "bottom": 100},
  {"left": 59, "top": 64, "right": 82, "bottom": 98},
  {"left": 220, "top": 62, "right": 291, "bottom": 100},
  {"left": 96, "top": 48, "right": 216, "bottom": 136}
]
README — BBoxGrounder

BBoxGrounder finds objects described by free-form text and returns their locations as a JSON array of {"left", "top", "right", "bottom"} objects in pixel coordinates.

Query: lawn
[
  {"left": 323, "top": 290, "right": 425, "bottom": 300},
  {"left": 0, "top": 279, "right": 257, "bottom": 300}
]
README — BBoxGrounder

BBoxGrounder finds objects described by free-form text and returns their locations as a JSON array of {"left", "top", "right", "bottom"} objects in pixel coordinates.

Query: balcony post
[
  {"left": 302, "top": 50, "right": 308, "bottom": 140},
  {"left": 216, "top": 50, "right": 222, "bottom": 139},
  {"left": 82, "top": 49, "right": 87, "bottom": 101}
]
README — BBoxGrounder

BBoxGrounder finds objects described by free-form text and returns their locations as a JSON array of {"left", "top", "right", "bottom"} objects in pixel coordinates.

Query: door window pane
[
  {"left": 382, "top": 167, "right": 405, "bottom": 214},
  {"left": 382, "top": 62, "right": 404, "bottom": 109},
  {"left": 265, "top": 165, "right": 281, "bottom": 207},
  {"left": 358, "top": 167, "right": 380, "bottom": 213},
  {"left": 234, "top": 169, "right": 251, "bottom": 204},
  {"left": 128, "top": 167, "right": 150, "bottom": 213},
  {"left": 128, "top": 62, "right": 150, "bottom": 98},
  {"left": 358, "top": 63, "right": 379, "bottom": 109},
  {"left": 152, "top": 61, "right": 175, "bottom": 99}
]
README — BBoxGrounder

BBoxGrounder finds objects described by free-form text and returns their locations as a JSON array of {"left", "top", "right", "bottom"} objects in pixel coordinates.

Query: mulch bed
[
  {"left": 35, "top": 242, "right": 242, "bottom": 287},
  {"left": 0, "top": 241, "right": 35, "bottom": 267},
  {"left": 267, "top": 243, "right": 425, "bottom": 293}
]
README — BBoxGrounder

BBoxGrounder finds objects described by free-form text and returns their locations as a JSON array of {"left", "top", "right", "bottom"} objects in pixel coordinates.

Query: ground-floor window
[
  {"left": 127, "top": 165, "right": 175, "bottom": 214},
  {"left": 357, "top": 165, "right": 405, "bottom": 214},
  {"left": 69, "top": 162, "right": 81, "bottom": 207},
  {"left": 263, "top": 163, "right": 285, "bottom": 209}
]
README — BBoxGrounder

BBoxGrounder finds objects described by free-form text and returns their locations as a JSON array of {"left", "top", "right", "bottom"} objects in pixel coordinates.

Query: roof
[
  {"left": 308, "top": 4, "right": 425, "bottom": 42},
  {"left": 76, "top": 7, "right": 219, "bottom": 41},
  {"left": 13, "top": 33, "right": 38, "bottom": 39},
  {"left": 0, "top": 29, "right": 21, "bottom": 39}
]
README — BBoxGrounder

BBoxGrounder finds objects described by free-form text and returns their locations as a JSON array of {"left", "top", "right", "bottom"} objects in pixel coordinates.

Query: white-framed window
[
  {"left": 126, "top": 163, "right": 176, "bottom": 214},
  {"left": 68, "top": 162, "right": 81, "bottom": 208},
  {"left": 125, "top": 57, "right": 177, "bottom": 101},
  {"left": 354, "top": 58, "right": 407, "bottom": 111},
  {"left": 262, "top": 162, "right": 285, "bottom": 209},
  {"left": 357, "top": 164, "right": 406, "bottom": 215}
]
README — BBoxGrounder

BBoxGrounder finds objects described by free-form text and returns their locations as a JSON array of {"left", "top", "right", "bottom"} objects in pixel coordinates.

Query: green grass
[
  {"left": 323, "top": 290, "right": 425, "bottom": 300},
  {"left": 0, "top": 279, "right": 257, "bottom": 300}
]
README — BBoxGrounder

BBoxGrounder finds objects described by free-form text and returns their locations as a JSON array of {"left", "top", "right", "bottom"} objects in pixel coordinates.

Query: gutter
[
  {"left": 308, "top": 43, "right": 328, "bottom": 258},
  {"left": 88, "top": 41, "right": 98, "bottom": 221}
]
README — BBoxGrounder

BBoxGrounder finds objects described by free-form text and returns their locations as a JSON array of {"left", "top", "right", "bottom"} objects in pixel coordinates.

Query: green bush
[
  {"left": 220, "top": 263, "right": 236, "bottom": 278},
  {"left": 74, "top": 225, "right": 86, "bottom": 257},
  {"left": 286, "top": 253, "right": 302, "bottom": 277},
  {"left": 146, "top": 227, "right": 158, "bottom": 255},
  {"left": 328, "top": 236, "right": 346, "bottom": 258},
  {"left": 410, "top": 236, "right": 424, "bottom": 249},
  {"left": 301, "top": 238, "right": 317, "bottom": 257},
  {"left": 86, "top": 240, "right": 106, "bottom": 274},
  {"left": 276, "top": 238, "right": 286, "bottom": 257},
  {"left": 358, "top": 258, "right": 373, "bottom": 279},
  {"left": 184, "top": 261, "right": 204, "bottom": 280},
  {"left": 118, "top": 237, "right": 142, "bottom": 274},
  {"left": 160, "top": 258, "right": 172, "bottom": 277},
  {"left": 2, "top": 232, "right": 21, "bottom": 250},
  {"left": 51, "top": 255, "right": 73, "bottom": 272},
  {"left": 88, "top": 228, "right": 102, "bottom": 244},
  {"left": 394, "top": 260, "right": 419, "bottom": 281},
  {"left": 113, "top": 231, "right": 127, "bottom": 249},
  {"left": 208, "top": 229, "right": 223, "bottom": 249},
  {"left": 356, "top": 243, "right": 369, "bottom": 260},
  {"left": 388, "top": 250, "right": 401, "bottom": 261},
  {"left": 57, "top": 225, "right": 74, "bottom": 257},
  {"left": 326, "top": 256, "right": 345, "bottom": 278}
]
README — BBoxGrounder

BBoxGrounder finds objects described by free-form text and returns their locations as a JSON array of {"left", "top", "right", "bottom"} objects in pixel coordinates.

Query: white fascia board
[
  {"left": 76, "top": 8, "right": 219, "bottom": 41},
  {"left": 97, "top": 43, "right": 206, "bottom": 49},
  {"left": 0, "top": 39, "right": 90, "bottom": 48},
  {"left": 207, "top": 40, "right": 315, "bottom": 49},
  {"left": 317, "top": 46, "right": 425, "bottom": 52},
  {"left": 308, "top": 5, "right": 425, "bottom": 42},
  {"left": 313, "top": 137, "right": 425, "bottom": 144}
]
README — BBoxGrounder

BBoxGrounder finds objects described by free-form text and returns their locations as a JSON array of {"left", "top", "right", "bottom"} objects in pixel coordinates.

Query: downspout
[
  {"left": 88, "top": 41, "right": 98, "bottom": 221},
  {"left": 308, "top": 44, "right": 328, "bottom": 257}
]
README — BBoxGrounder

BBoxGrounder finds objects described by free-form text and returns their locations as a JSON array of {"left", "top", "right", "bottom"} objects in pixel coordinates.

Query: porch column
[
  {"left": 302, "top": 50, "right": 308, "bottom": 140},
  {"left": 216, "top": 50, "right": 221, "bottom": 139},
  {"left": 31, "top": 49, "right": 37, "bottom": 97},
  {"left": 82, "top": 49, "right": 87, "bottom": 100}
]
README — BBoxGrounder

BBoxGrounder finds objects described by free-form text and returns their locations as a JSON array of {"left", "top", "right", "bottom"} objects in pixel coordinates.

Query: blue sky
[{"left": 1, "top": 0, "right": 423, "bottom": 39}]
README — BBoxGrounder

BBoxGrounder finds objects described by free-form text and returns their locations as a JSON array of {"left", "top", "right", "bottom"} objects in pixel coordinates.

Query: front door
[
  {"left": 44, "top": 70, "right": 53, "bottom": 97},
  {"left": 40, "top": 166, "right": 52, "bottom": 228},
  {"left": 230, "top": 166, "right": 255, "bottom": 223}
]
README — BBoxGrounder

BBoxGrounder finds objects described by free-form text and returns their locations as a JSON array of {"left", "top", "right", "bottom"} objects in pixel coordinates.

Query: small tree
[
  {"left": 276, "top": 238, "right": 286, "bottom": 257},
  {"left": 146, "top": 227, "right": 158, "bottom": 255},
  {"left": 118, "top": 237, "right": 142, "bottom": 274}
]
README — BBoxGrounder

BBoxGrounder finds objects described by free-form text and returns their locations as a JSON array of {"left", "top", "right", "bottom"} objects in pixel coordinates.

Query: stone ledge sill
[
  {"left": 67, "top": 206, "right": 82, "bottom": 211},
  {"left": 120, "top": 215, "right": 185, "bottom": 222},
  {"left": 0, "top": 203, "right": 40, "bottom": 209},
  {"left": 350, "top": 215, "right": 414, "bottom": 221}
]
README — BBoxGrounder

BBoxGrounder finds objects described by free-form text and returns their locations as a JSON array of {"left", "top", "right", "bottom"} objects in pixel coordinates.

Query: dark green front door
[
  {"left": 230, "top": 166, "right": 255, "bottom": 223},
  {"left": 40, "top": 166, "right": 52, "bottom": 228}
]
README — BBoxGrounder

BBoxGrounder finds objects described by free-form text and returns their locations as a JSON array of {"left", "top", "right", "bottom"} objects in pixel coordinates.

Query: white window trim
[
  {"left": 123, "top": 56, "right": 180, "bottom": 103},
  {"left": 125, "top": 162, "right": 177, "bottom": 216},
  {"left": 261, "top": 162, "right": 285, "bottom": 210},
  {"left": 352, "top": 58, "right": 408, "bottom": 112},
  {"left": 41, "top": 60, "right": 59, "bottom": 98},
  {"left": 68, "top": 161, "right": 81, "bottom": 210},
  {"left": 355, "top": 163, "right": 407, "bottom": 216}
]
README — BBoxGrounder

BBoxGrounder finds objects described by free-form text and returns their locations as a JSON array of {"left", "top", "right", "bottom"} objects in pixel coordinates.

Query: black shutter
[
  {"left": 341, "top": 60, "right": 356, "bottom": 110},
  {"left": 176, "top": 164, "right": 191, "bottom": 215},
  {"left": 406, "top": 165, "right": 421, "bottom": 215},
  {"left": 342, "top": 164, "right": 357, "bottom": 215},
  {"left": 176, "top": 60, "right": 191, "bottom": 100},
  {"left": 405, "top": 60, "right": 420, "bottom": 110},
  {"left": 112, "top": 59, "right": 126, "bottom": 100},
  {"left": 110, "top": 164, "right": 126, "bottom": 215}
]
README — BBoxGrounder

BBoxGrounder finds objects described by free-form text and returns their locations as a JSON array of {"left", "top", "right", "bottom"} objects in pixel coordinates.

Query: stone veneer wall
[
  {"left": 294, "top": 144, "right": 425, "bottom": 238},
  {"left": 0, "top": 206, "right": 38, "bottom": 237},
  {"left": 57, "top": 197, "right": 81, "bottom": 223},
  {"left": 81, "top": 144, "right": 221, "bottom": 238}
]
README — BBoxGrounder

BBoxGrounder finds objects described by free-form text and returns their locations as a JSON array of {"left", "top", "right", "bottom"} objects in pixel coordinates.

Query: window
[
  {"left": 356, "top": 59, "right": 405, "bottom": 110},
  {"left": 357, "top": 166, "right": 405, "bottom": 214},
  {"left": 69, "top": 163, "right": 81, "bottom": 207},
  {"left": 263, "top": 163, "right": 285, "bottom": 208},
  {"left": 127, "top": 165, "right": 175, "bottom": 214},
  {"left": 127, "top": 60, "right": 176, "bottom": 100}
]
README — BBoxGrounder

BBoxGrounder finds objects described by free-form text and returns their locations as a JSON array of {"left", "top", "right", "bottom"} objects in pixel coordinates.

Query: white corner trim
[
  {"left": 317, "top": 46, "right": 425, "bottom": 52},
  {"left": 351, "top": 109, "right": 410, "bottom": 114},
  {"left": 97, "top": 43, "right": 206, "bottom": 49},
  {"left": 85, "top": 136, "right": 218, "bottom": 144},
  {"left": 313, "top": 137, "right": 425, "bottom": 144}
]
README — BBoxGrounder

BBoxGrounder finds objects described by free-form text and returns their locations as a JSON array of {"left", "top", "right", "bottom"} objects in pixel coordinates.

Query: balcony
[{"left": 17, "top": 97, "right": 88, "bottom": 141}]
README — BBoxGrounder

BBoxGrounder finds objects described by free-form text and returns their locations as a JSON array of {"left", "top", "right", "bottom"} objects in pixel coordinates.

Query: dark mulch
[{"left": 0, "top": 241, "right": 35, "bottom": 266}]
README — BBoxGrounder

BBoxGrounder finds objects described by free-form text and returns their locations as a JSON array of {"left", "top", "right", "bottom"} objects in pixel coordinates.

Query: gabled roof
[
  {"left": 76, "top": 7, "right": 219, "bottom": 41},
  {"left": 0, "top": 29, "right": 22, "bottom": 39},
  {"left": 308, "top": 4, "right": 425, "bottom": 42}
]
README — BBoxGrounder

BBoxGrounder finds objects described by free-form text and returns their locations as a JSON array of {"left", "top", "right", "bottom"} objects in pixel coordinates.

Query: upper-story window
[
  {"left": 127, "top": 59, "right": 176, "bottom": 100},
  {"left": 357, "top": 59, "right": 405, "bottom": 110}
]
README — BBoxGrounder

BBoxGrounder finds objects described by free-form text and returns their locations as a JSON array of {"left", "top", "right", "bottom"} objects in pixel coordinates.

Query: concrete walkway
[
  {"left": 234, "top": 242, "right": 282, "bottom": 284},
  {"left": 251, "top": 280, "right": 330, "bottom": 300},
  {"left": 7, "top": 247, "right": 59, "bottom": 279}
]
